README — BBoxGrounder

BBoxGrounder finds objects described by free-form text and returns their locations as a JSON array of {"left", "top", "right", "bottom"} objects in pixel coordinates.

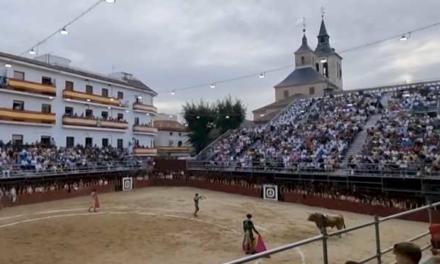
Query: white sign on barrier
[
  {"left": 122, "top": 177, "right": 133, "bottom": 191},
  {"left": 263, "top": 184, "right": 278, "bottom": 201}
]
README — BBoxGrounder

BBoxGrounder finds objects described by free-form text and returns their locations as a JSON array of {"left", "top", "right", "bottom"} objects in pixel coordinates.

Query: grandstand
[
  {"left": 2, "top": 2, "right": 440, "bottom": 263},
  {"left": 192, "top": 79, "right": 440, "bottom": 178}
]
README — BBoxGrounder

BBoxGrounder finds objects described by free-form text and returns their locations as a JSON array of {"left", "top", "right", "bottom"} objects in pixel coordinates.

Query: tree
[
  {"left": 183, "top": 97, "right": 246, "bottom": 154},
  {"left": 183, "top": 100, "right": 216, "bottom": 153},
  {"left": 214, "top": 96, "right": 246, "bottom": 134}
]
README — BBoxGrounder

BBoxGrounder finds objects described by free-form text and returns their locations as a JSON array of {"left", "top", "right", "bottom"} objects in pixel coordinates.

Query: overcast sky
[{"left": 1, "top": 0, "right": 440, "bottom": 119}]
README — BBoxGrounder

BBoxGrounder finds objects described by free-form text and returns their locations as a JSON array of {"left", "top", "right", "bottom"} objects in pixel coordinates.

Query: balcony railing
[
  {"left": 62, "top": 115, "right": 128, "bottom": 130},
  {"left": 133, "top": 147, "right": 158, "bottom": 156},
  {"left": 63, "top": 89, "right": 122, "bottom": 107},
  {"left": 4, "top": 78, "right": 56, "bottom": 96},
  {"left": 0, "top": 108, "right": 55, "bottom": 124},
  {"left": 133, "top": 102, "right": 157, "bottom": 113},
  {"left": 133, "top": 124, "right": 158, "bottom": 134},
  {"left": 158, "top": 146, "right": 191, "bottom": 153}
]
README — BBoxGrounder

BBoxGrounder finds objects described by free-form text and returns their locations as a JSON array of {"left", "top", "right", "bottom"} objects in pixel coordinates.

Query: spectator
[{"left": 393, "top": 242, "right": 422, "bottom": 264}]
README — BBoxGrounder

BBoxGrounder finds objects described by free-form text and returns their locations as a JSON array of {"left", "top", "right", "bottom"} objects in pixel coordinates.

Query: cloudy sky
[{"left": 1, "top": 0, "right": 440, "bottom": 118}]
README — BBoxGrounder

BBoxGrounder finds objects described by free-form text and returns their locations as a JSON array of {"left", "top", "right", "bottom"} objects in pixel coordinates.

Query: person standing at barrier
[
  {"left": 193, "top": 193, "right": 206, "bottom": 217},
  {"left": 242, "top": 214, "right": 260, "bottom": 254},
  {"left": 88, "top": 189, "right": 100, "bottom": 213},
  {"left": 393, "top": 242, "right": 421, "bottom": 264}
]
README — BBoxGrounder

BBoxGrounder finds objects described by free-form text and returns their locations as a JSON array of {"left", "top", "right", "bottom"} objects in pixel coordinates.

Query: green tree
[
  {"left": 183, "top": 100, "right": 216, "bottom": 153},
  {"left": 183, "top": 97, "right": 246, "bottom": 154},
  {"left": 215, "top": 96, "right": 246, "bottom": 134}
]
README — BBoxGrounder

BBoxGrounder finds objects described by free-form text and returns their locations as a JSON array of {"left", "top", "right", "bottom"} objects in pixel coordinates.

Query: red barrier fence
[
  {"left": 2, "top": 177, "right": 439, "bottom": 223},
  {"left": 1, "top": 183, "right": 116, "bottom": 207},
  {"left": 283, "top": 192, "right": 440, "bottom": 222}
]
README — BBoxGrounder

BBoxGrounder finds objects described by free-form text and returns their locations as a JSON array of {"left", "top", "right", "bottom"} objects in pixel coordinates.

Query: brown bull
[{"left": 308, "top": 212, "right": 346, "bottom": 233}]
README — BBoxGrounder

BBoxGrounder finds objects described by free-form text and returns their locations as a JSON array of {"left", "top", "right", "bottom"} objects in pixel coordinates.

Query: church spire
[
  {"left": 294, "top": 17, "right": 312, "bottom": 54},
  {"left": 318, "top": 19, "right": 329, "bottom": 37},
  {"left": 315, "top": 8, "right": 333, "bottom": 56}
]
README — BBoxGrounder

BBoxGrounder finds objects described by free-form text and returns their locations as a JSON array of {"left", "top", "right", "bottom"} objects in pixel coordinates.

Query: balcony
[
  {"left": 133, "top": 147, "right": 158, "bottom": 156},
  {"left": 0, "top": 108, "right": 55, "bottom": 124},
  {"left": 62, "top": 115, "right": 128, "bottom": 130},
  {"left": 133, "top": 124, "right": 158, "bottom": 134},
  {"left": 158, "top": 146, "right": 191, "bottom": 153},
  {"left": 63, "top": 90, "right": 122, "bottom": 107},
  {"left": 4, "top": 78, "right": 56, "bottom": 96},
  {"left": 154, "top": 120, "right": 187, "bottom": 132},
  {"left": 133, "top": 102, "right": 157, "bottom": 114}
]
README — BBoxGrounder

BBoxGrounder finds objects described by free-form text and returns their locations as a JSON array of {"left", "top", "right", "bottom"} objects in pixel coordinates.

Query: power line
[
  {"left": 20, "top": 0, "right": 114, "bottom": 56},
  {"left": 158, "top": 20, "right": 440, "bottom": 96}
]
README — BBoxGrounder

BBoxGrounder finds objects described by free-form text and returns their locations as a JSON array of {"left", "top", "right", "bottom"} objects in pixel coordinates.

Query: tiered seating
[
  {"left": 349, "top": 85, "right": 440, "bottom": 175},
  {"left": 211, "top": 91, "right": 382, "bottom": 171}
]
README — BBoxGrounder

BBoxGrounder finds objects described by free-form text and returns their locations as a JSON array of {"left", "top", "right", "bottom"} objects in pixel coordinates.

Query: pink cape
[{"left": 255, "top": 235, "right": 268, "bottom": 253}]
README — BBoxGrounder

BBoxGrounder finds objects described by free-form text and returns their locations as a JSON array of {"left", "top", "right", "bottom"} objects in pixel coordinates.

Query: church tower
[
  {"left": 314, "top": 17, "right": 343, "bottom": 90},
  {"left": 294, "top": 31, "right": 316, "bottom": 69}
]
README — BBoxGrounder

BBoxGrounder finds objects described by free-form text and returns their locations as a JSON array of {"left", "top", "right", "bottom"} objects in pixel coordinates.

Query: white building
[
  {"left": 0, "top": 52, "right": 158, "bottom": 156},
  {"left": 153, "top": 114, "right": 191, "bottom": 157}
]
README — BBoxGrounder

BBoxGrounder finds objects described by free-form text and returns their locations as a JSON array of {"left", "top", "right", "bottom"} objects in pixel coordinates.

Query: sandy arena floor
[{"left": 0, "top": 187, "right": 431, "bottom": 264}]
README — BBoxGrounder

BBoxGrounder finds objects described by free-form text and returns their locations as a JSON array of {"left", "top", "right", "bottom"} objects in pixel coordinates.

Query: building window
[
  {"left": 13, "top": 100, "right": 24, "bottom": 110},
  {"left": 102, "top": 138, "right": 109, "bottom": 147},
  {"left": 13, "top": 71, "right": 25, "bottom": 80},
  {"left": 65, "top": 107, "right": 73, "bottom": 116},
  {"left": 102, "top": 88, "right": 108, "bottom": 97},
  {"left": 66, "top": 137, "right": 74, "bottom": 148},
  {"left": 169, "top": 132, "right": 173, "bottom": 136},
  {"left": 117, "top": 91, "right": 124, "bottom": 99},
  {"left": 283, "top": 90, "right": 289, "bottom": 99},
  {"left": 323, "top": 62, "right": 329, "bottom": 78},
  {"left": 178, "top": 133, "right": 182, "bottom": 136},
  {"left": 134, "top": 117, "right": 139, "bottom": 125},
  {"left": 40, "top": 136, "right": 51, "bottom": 146},
  {"left": 316, "top": 63, "right": 320, "bottom": 72},
  {"left": 301, "top": 56, "right": 305, "bottom": 65},
  {"left": 65, "top": 81, "right": 74, "bottom": 91},
  {"left": 178, "top": 141, "right": 182, "bottom": 147},
  {"left": 117, "top": 113, "right": 123, "bottom": 121},
  {"left": 337, "top": 62, "right": 342, "bottom": 79},
  {"left": 86, "top": 85, "right": 93, "bottom": 94},
  {"left": 85, "top": 137, "right": 93, "bottom": 147},
  {"left": 41, "top": 104, "right": 51, "bottom": 113},
  {"left": 117, "top": 139, "right": 123, "bottom": 149},
  {"left": 309, "top": 87, "right": 315, "bottom": 95},
  {"left": 42, "top": 76, "right": 52, "bottom": 85},
  {"left": 12, "top": 134, "right": 23, "bottom": 146},
  {"left": 101, "top": 111, "right": 108, "bottom": 119},
  {"left": 85, "top": 109, "right": 93, "bottom": 118}
]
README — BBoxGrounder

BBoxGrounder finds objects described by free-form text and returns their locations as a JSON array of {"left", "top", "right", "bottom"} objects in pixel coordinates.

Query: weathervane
[
  {"left": 321, "top": 6, "right": 326, "bottom": 19},
  {"left": 301, "top": 17, "right": 306, "bottom": 33}
]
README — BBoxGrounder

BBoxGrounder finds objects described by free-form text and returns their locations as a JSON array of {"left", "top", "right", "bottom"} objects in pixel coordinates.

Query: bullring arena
[{"left": 0, "top": 180, "right": 432, "bottom": 264}]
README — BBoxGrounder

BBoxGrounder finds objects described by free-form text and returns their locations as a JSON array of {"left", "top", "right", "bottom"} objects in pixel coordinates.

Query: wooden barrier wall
[
  {"left": 283, "top": 192, "right": 440, "bottom": 223},
  {"left": 2, "top": 177, "right": 439, "bottom": 223}
]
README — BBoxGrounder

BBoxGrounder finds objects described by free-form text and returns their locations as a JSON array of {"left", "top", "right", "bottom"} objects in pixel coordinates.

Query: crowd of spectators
[
  {"left": 64, "top": 113, "right": 128, "bottom": 123},
  {"left": 350, "top": 86, "right": 440, "bottom": 175},
  {"left": 0, "top": 177, "right": 116, "bottom": 206},
  {"left": 211, "top": 91, "right": 381, "bottom": 171},
  {"left": 0, "top": 140, "right": 139, "bottom": 178},
  {"left": 281, "top": 182, "right": 425, "bottom": 210}
]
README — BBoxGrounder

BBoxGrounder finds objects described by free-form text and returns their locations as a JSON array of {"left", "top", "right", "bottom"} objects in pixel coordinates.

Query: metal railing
[
  {"left": 0, "top": 161, "right": 149, "bottom": 180},
  {"left": 223, "top": 201, "right": 440, "bottom": 264},
  {"left": 187, "top": 161, "right": 440, "bottom": 179}
]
